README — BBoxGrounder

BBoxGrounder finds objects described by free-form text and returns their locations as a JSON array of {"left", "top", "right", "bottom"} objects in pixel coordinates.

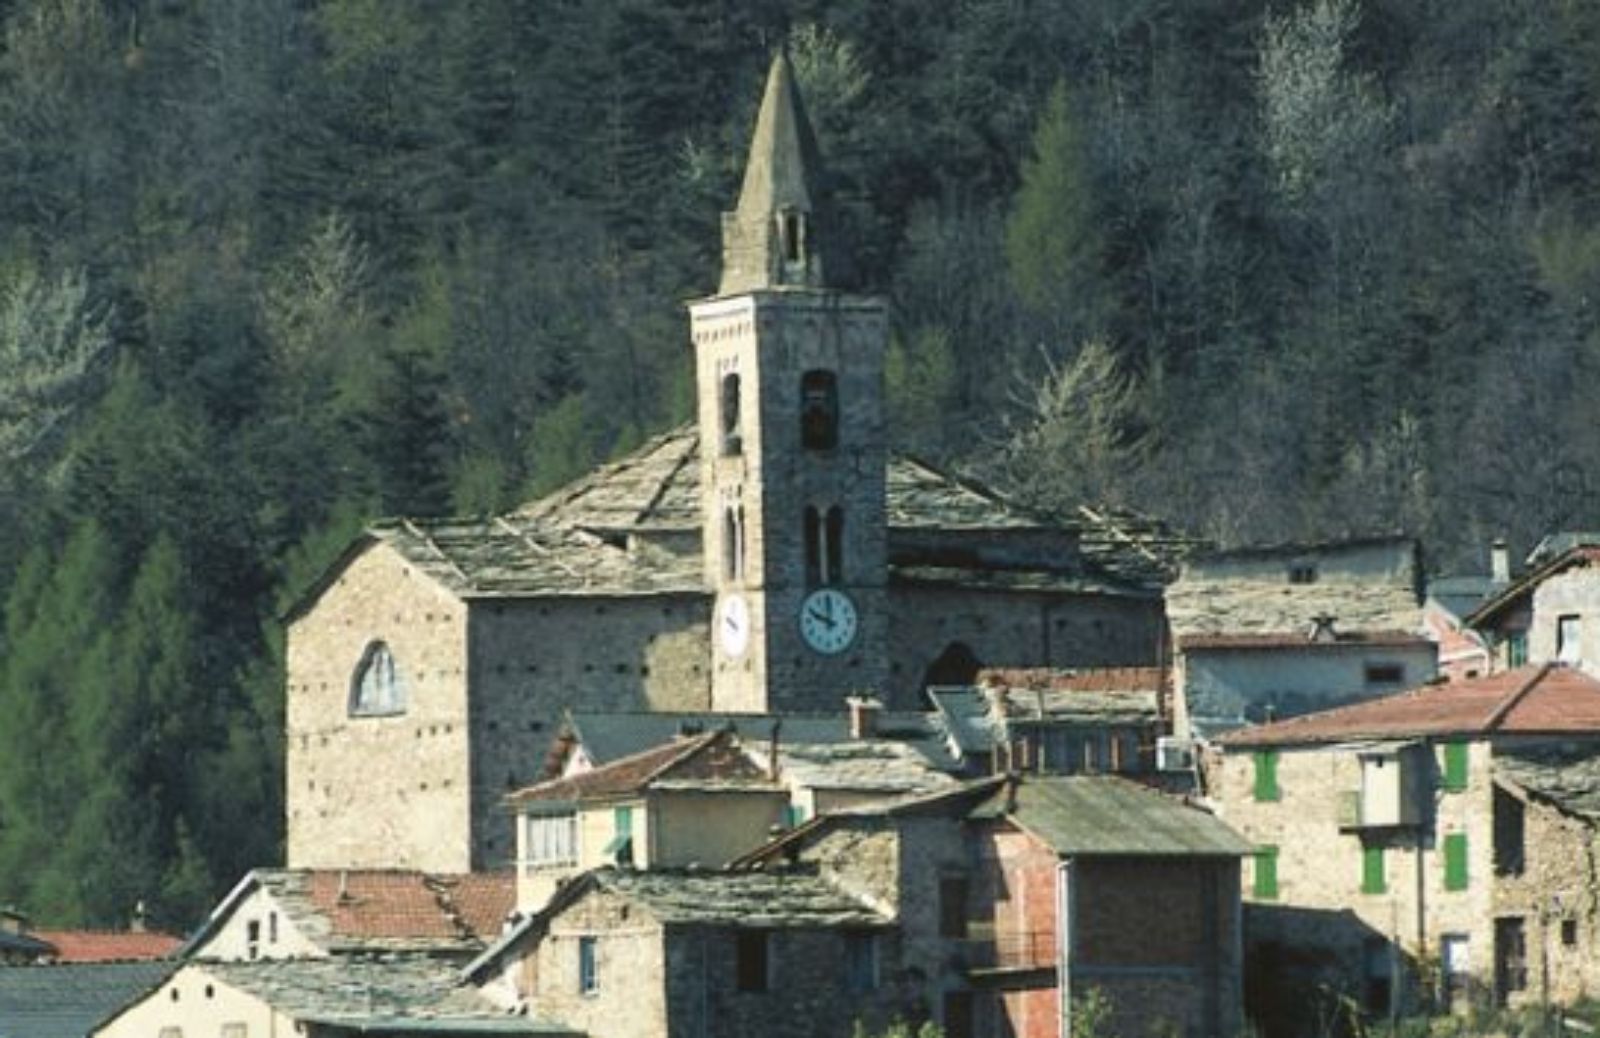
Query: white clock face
[
  {"left": 799, "top": 588, "right": 858, "bottom": 655},
  {"left": 719, "top": 594, "right": 750, "bottom": 658}
]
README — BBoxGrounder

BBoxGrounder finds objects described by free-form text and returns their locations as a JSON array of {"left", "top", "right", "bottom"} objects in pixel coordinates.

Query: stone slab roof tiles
[
  {"left": 1496, "top": 745, "right": 1600, "bottom": 823},
  {"left": 0, "top": 961, "right": 175, "bottom": 1038},
  {"left": 975, "top": 775, "right": 1252, "bottom": 858},
  {"left": 29, "top": 929, "right": 182, "bottom": 963},
  {"left": 513, "top": 427, "right": 702, "bottom": 533},
  {"left": 773, "top": 740, "right": 958, "bottom": 795},
  {"left": 198, "top": 957, "right": 568, "bottom": 1032},
  {"left": 1218, "top": 665, "right": 1600, "bottom": 747},
  {"left": 1468, "top": 545, "right": 1600, "bottom": 627},
  {"left": 509, "top": 728, "right": 775, "bottom": 806},
  {"left": 593, "top": 867, "right": 889, "bottom": 929},
  {"left": 245, "top": 869, "right": 515, "bottom": 954}
]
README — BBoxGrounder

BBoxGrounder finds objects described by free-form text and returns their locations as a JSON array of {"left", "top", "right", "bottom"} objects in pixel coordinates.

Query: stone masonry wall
[
  {"left": 1210, "top": 741, "right": 1496, "bottom": 1009},
  {"left": 1528, "top": 568, "right": 1600, "bottom": 676},
  {"left": 286, "top": 542, "right": 473, "bottom": 872},
  {"left": 532, "top": 888, "right": 670, "bottom": 1038}
]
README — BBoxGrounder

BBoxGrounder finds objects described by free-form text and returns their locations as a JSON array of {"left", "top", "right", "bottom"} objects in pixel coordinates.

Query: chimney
[
  {"left": 1309, "top": 614, "right": 1338, "bottom": 642},
  {"left": 846, "top": 695, "right": 882, "bottom": 740},
  {"left": 130, "top": 900, "right": 148, "bottom": 934},
  {"left": 768, "top": 719, "right": 782, "bottom": 780},
  {"left": 1491, "top": 538, "right": 1511, "bottom": 585},
  {"left": 0, "top": 907, "right": 26, "bottom": 935}
]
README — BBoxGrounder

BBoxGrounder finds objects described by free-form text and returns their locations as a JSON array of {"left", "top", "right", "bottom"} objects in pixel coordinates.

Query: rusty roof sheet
[
  {"left": 508, "top": 729, "right": 776, "bottom": 805},
  {"left": 1218, "top": 665, "right": 1600, "bottom": 747},
  {"left": 592, "top": 867, "right": 888, "bottom": 928},
  {"left": 230, "top": 870, "right": 515, "bottom": 954}
]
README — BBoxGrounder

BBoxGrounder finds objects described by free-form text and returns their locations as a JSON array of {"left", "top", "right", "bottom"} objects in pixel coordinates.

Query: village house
[
  {"left": 1468, "top": 533, "right": 1600, "bottom": 674},
  {"left": 181, "top": 868, "right": 515, "bottom": 962},
  {"left": 281, "top": 50, "right": 1175, "bottom": 876},
  {"left": 0, "top": 962, "right": 178, "bottom": 1038},
  {"left": 928, "top": 666, "right": 1166, "bottom": 777},
  {"left": 509, "top": 727, "right": 790, "bottom": 911},
  {"left": 1210, "top": 664, "right": 1600, "bottom": 1023},
  {"left": 467, "top": 866, "right": 898, "bottom": 1038},
  {"left": 1166, "top": 536, "right": 1436, "bottom": 744}
]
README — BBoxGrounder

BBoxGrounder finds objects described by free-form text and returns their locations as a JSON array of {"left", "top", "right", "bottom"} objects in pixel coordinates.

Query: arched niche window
[
  {"left": 350, "top": 641, "right": 407, "bottom": 717},
  {"left": 720, "top": 372, "right": 742, "bottom": 456},
  {"left": 778, "top": 209, "right": 805, "bottom": 265},
  {"left": 723, "top": 505, "right": 745, "bottom": 583},
  {"left": 804, "top": 505, "right": 844, "bottom": 586},
  {"left": 800, "top": 370, "right": 838, "bottom": 450}
]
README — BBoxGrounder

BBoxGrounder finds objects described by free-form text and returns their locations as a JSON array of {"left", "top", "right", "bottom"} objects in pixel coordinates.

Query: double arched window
[{"left": 350, "top": 641, "right": 407, "bottom": 717}]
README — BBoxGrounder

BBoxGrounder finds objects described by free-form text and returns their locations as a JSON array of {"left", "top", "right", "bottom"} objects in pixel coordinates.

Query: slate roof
[
  {"left": 189, "top": 870, "right": 515, "bottom": 957},
  {"left": 1468, "top": 546, "right": 1600, "bottom": 627},
  {"left": 1218, "top": 665, "right": 1600, "bottom": 748},
  {"left": 0, "top": 929, "right": 53, "bottom": 961},
  {"left": 509, "top": 728, "right": 776, "bottom": 806},
  {"left": 1167, "top": 536, "right": 1422, "bottom": 639},
  {"left": 556, "top": 709, "right": 961, "bottom": 776},
  {"left": 775, "top": 740, "right": 957, "bottom": 796},
  {"left": 0, "top": 961, "right": 174, "bottom": 1038},
  {"left": 1178, "top": 632, "right": 1433, "bottom": 651},
  {"left": 930, "top": 669, "right": 1163, "bottom": 760},
  {"left": 591, "top": 867, "right": 889, "bottom": 929},
  {"left": 30, "top": 929, "right": 182, "bottom": 963},
  {"left": 1496, "top": 745, "right": 1600, "bottom": 823},
  {"left": 194, "top": 957, "right": 569, "bottom": 1033},
  {"left": 972, "top": 776, "right": 1252, "bottom": 858},
  {"left": 1427, "top": 575, "right": 1504, "bottom": 622}
]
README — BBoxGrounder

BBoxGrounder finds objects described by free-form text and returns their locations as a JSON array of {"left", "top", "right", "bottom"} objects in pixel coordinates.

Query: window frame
[
  {"left": 524, "top": 811, "right": 579, "bottom": 871},
  {"left": 799, "top": 370, "right": 839, "bottom": 451},
  {"left": 1443, "top": 832, "right": 1469, "bottom": 892},
  {"left": 1253, "top": 846, "right": 1280, "bottom": 900},
  {"left": 349, "top": 641, "right": 407, "bottom": 718},
  {"left": 735, "top": 929, "right": 770, "bottom": 993},
  {"left": 1361, "top": 844, "right": 1386, "bottom": 895},
  {"left": 578, "top": 935, "right": 599, "bottom": 995},
  {"left": 720, "top": 372, "right": 742, "bottom": 456},
  {"left": 1558, "top": 614, "right": 1582, "bottom": 665},
  {"left": 1441, "top": 742, "right": 1469, "bottom": 793}
]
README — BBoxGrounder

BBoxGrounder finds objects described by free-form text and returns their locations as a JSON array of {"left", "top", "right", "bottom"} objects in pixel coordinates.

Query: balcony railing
[{"left": 960, "top": 931, "right": 1057, "bottom": 973}]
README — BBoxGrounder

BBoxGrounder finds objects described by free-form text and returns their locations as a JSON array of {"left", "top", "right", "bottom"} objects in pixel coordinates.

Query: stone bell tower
[{"left": 689, "top": 52, "right": 889, "bottom": 714}]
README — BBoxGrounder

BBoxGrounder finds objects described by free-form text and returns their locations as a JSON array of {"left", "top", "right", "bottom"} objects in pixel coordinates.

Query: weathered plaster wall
[
  {"left": 532, "top": 889, "right": 670, "bottom": 1038},
  {"left": 651, "top": 790, "right": 788, "bottom": 867},
  {"left": 1528, "top": 568, "right": 1600, "bottom": 676},
  {"left": 96, "top": 966, "right": 281, "bottom": 1038},
  {"left": 191, "top": 888, "right": 322, "bottom": 961}
]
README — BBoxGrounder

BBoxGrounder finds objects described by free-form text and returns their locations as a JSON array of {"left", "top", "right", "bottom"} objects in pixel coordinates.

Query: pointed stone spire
[{"left": 719, "top": 51, "right": 838, "bottom": 295}]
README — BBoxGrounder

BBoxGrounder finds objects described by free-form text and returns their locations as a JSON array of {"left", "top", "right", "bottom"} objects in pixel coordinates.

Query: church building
[{"left": 283, "top": 54, "right": 1169, "bottom": 873}]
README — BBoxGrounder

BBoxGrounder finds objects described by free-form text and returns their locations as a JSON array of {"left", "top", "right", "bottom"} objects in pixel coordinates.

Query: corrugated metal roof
[
  {"left": 978, "top": 776, "right": 1251, "bottom": 858},
  {"left": 0, "top": 961, "right": 174, "bottom": 1038}
]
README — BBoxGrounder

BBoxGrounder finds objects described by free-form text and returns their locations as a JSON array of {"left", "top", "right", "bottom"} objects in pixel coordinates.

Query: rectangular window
[
  {"left": 1559, "top": 615, "right": 1582, "bottom": 665},
  {"left": 1361, "top": 845, "right": 1386, "bottom": 894},
  {"left": 1563, "top": 919, "right": 1578, "bottom": 946},
  {"left": 578, "top": 935, "right": 598, "bottom": 994},
  {"left": 800, "top": 370, "right": 839, "bottom": 450},
  {"left": 159, "top": 1030, "right": 183, "bottom": 1038},
  {"left": 1288, "top": 563, "right": 1318, "bottom": 584},
  {"left": 1508, "top": 631, "right": 1528, "bottom": 667},
  {"left": 1493, "top": 786, "right": 1524, "bottom": 876},
  {"left": 1364, "top": 662, "right": 1404, "bottom": 685},
  {"left": 843, "top": 932, "right": 878, "bottom": 993},
  {"left": 604, "top": 806, "right": 634, "bottom": 867},
  {"left": 525, "top": 812, "right": 578, "bottom": 869},
  {"left": 1442, "top": 743, "right": 1469, "bottom": 793},
  {"left": 1253, "top": 846, "right": 1279, "bottom": 900},
  {"left": 1253, "top": 751, "right": 1281, "bottom": 801},
  {"left": 1363, "top": 938, "right": 1392, "bottom": 1015},
  {"left": 222, "top": 1025, "right": 247, "bottom": 1038},
  {"left": 736, "top": 930, "right": 769, "bottom": 992},
  {"left": 939, "top": 877, "right": 969, "bottom": 938},
  {"left": 1444, "top": 832, "right": 1469, "bottom": 891},
  {"left": 1494, "top": 918, "right": 1527, "bottom": 1005}
]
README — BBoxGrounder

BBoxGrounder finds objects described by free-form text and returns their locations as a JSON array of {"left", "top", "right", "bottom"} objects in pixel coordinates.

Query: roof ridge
[
  {"left": 1483, "top": 662, "right": 1557, "bottom": 732},
  {"left": 636, "top": 727, "right": 731, "bottom": 785}
]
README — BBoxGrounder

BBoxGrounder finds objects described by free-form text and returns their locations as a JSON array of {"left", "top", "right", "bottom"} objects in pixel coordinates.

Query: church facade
[{"left": 284, "top": 54, "right": 1167, "bottom": 873}]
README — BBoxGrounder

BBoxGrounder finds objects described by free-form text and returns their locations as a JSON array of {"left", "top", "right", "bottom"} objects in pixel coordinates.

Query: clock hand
[{"left": 808, "top": 607, "right": 835, "bottom": 629}]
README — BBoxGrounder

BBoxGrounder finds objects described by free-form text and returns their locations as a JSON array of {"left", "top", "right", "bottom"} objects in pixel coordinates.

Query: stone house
[
  {"left": 283, "top": 51, "right": 1173, "bottom": 875},
  {"left": 93, "top": 956, "right": 574, "bottom": 1038},
  {"left": 928, "top": 666, "right": 1165, "bottom": 777},
  {"left": 181, "top": 868, "right": 515, "bottom": 962},
  {"left": 1167, "top": 536, "right": 1435, "bottom": 742},
  {"left": 466, "top": 867, "right": 897, "bottom": 1038},
  {"left": 735, "top": 774, "right": 1248, "bottom": 1038},
  {"left": 508, "top": 727, "right": 789, "bottom": 911},
  {"left": 1210, "top": 664, "right": 1600, "bottom": 1022},
  {"left": 1468, "top": 534, "right": 1600, "bottom": 674}
]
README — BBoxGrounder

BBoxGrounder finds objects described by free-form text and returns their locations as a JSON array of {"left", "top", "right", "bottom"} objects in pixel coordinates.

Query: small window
[
  {"left": 804, "top": 506, "right": 843, "bottom": 586},
  {"left": 1444, "top": 832, "right": 1469, "bottom": 891},
  {"left": 246, "top": 920, "right": 260, "bottom": 960},
  {"left": 1288, "top": 563, "right": 1318, "bottom": 584},
  {"left": 604, "top": 806, "right": 634, "bottom": 867},
  {"left": 222, "top": 1025, "right": 247, "bottom": 1038},
  {"left": 1508, "top": 631, "right": 1528, "bottom": 667},
  {"left": 844, "top": 932, "right": 878, "bottom": 993},
  {"left": 781, "top": 211, "right": 803, "bottom": 263},
  {"left": 268, "top": 912, "right": 278, "bottom": 944},
  {"left": 350, "top": 641, "right": 406, "bottom": 717},
  {"left": 1364, "top": 938, "right": 1392, "bottom": 1015},
  {"left": 578, "top": 935, "right": 598, "bottom": 994},
  {"left": 1559, "top": 615, "right": 1582, "bottom": 665},
  {"left": 939, "top": 876, "right": 969, "bottom": 938},
  {"left": 1361, "top": 845, "right": 1386, "bottom": 894},
  {"left": 800, "top": 370, "right": 839, "bottom": 450},
  {"left": 1254, "top": 846, "right": 1280, "bottom": 900},
  {"left": 722, "top": 506, "right": 745, "bottom": 583},
  {"left": 1442, "top": 743, "right": 1469, "bottom": 793},
  {"left": 1253, "top": 751, "right": 1281, "bottom": 802},
  {"left": 720, "top": 373, "right": 742, "bottom": 456},
  {"left": 1493, "top": 787, "right": 1524, "bottom": 876},
  {"left": 1364, "top": 663, "right": 1404, "bottom": 685},
  {"left": 1562, "top": 919, "right": 1578, "bottom": 946},
  {"left": 525, "top": 812, "right": 579, "bottom": 870},
  {"left": 736, "top": 930, "right": 769, "bottom": 992},
  {"left": 159, "top": 1029, "right": 184, "bottom": 1038}
]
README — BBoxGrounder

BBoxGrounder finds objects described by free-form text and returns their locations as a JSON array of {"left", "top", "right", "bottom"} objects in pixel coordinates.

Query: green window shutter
[
  {"left": 1254, "top": 751, "right": 1281, "bottom": 802},
  {"left": 614, "top": 805, "right": 633, "bottom": 836},
  {"left": 1361, "top": 845, "right": 1386, "bottom": 894},
  {"left": 1254, "top": 846, "right": 1279, "bottom": 900},
  {"left": 1508, "top": 632, "right": 1528, "bottom": 667},
  {"left": 1442, "top": 743, "right": 1469, "bottom": 793},
  {"left": 1443, "top": 833, "right": 1469, "bottom": 891}
]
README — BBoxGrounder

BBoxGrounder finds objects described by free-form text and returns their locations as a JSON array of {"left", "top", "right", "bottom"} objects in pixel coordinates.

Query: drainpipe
[{"left": 1057, "top": 858, "right": 1075, "bottom": 1038}]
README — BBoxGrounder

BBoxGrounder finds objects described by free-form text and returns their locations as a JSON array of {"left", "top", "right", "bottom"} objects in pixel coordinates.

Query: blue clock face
[{"left": 799, "top": 588, "right": 858, "bottom": 655}]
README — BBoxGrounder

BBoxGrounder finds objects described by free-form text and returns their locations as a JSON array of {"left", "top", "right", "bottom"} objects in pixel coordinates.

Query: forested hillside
[{"left": 1, "top": 0, "right": 1598, "bottom": 928}]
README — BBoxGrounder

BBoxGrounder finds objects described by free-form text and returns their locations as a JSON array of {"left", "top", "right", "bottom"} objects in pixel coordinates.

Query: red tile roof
[
  {"left": 507, "top": 728, "right": 774, "bottom": 804},
  {"left": 1179, "top": 631, "right": 1431, "bottom": 651},
  {"left": 298, "top": 870, "right": 515, "bottom": 944},
  {"left": 31, "top": 929, "right": 182, "bottom": 963},
  {"left": 1219, "top": 665, "right": 1600, "bottom": 747}
]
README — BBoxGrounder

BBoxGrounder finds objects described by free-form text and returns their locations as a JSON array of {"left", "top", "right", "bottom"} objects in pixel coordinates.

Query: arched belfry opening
[{"left": 921, "top": 642, "right": 983, "bottom": 702}]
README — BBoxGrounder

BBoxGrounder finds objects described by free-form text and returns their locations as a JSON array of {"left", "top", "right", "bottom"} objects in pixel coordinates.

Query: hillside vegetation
[{"left": 1, "top": 0, "right": 1597, "bottom": 927}]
